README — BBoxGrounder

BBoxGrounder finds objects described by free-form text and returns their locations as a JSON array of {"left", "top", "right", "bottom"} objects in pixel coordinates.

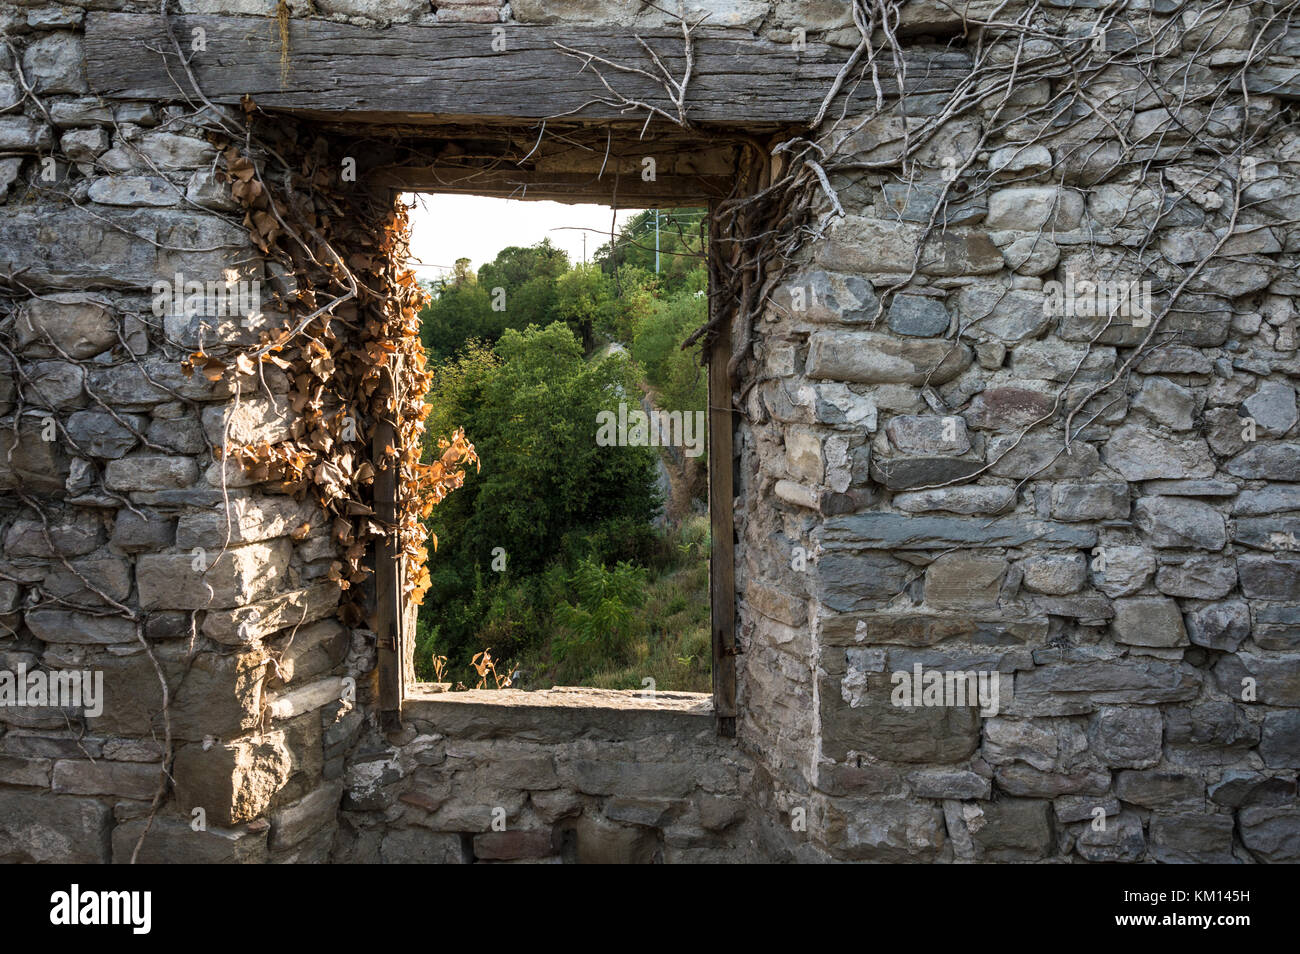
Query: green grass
[{"left": 494, "top": 515, "right": 712, "bottom": 693}]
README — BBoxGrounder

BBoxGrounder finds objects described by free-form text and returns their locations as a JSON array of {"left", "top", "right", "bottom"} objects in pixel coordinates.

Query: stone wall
[
  {"left": 334, "top": 688, "right": 754, "bottom": 863},
  {"left": 0, "top": 0, "right": 1297, "bottom": 863}
]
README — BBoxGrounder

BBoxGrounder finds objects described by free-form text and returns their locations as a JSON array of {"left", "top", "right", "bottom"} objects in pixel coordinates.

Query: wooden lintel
[
  {"left": 373, "top": 167, "right": 733, "bottom": 204},
  {"left": 84, "top": 12, "right": 970, "bottom": 126}
]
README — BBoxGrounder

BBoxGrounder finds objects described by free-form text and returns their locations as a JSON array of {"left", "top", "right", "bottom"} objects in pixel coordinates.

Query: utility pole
[
  {"left": 582, "top": 231, "right": 587, "bottom": 265},
  {"left": 654, "top": 208, "right": 660, "bottom": 274}
]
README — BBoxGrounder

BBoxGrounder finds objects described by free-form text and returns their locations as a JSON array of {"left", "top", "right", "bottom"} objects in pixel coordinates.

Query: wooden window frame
[{"left": 371, "top": 172, "right": 738, "bottom": 737}]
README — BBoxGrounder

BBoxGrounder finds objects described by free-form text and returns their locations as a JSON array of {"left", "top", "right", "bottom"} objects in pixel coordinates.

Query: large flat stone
[
  {"left": 137, "top": 539, "right": 292, "bottom": 610},
  {"left": 820, "top": 512, "right": 1096, "bottom": 549},
  {"left": 0, "top": 790, "right": 111, "bottom": 863},
  {"left": 806, "top": 331, "right": 972, "bottom": 385}
]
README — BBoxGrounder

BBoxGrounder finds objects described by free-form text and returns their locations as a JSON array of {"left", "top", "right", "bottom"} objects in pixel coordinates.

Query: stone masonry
[{"left": 0, "top": 0, "right": 1298, "bottom": 863}]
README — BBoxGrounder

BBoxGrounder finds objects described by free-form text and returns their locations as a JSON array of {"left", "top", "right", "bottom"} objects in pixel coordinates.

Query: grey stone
[
  {"left": 25, "top": 360, "right": 85, "bottom": 409},
  {"left": 1132, "top": 377, "right": 1196, "bottom": 431},
  {"left": 0, "top": 418, "right": 70, "bottom": 492},
  {"left": 137, "top": 539, "right": 292, "bottom": 610},
  {"left": 0, "top": 791, "right": 111, "bottom": 863},
  {"left": 787, "top": 269, "right": 879, "bottom": 323},
  {"left": 134, "top": 132, "right": 216, "bottom": 171},
  {"left": 176, "top": 495, "right": 317, "bottom": 549},
  {"left": 892, "top": 485, "right": 1015, "bottom": 515},
  {"left": 1239, "top": 806, "right": 1300, "bottom": 862},
  {"left": 814, "top": 551, "right": 914, "bottom": 612},
  {"left": 1115, "top": 770, "right": 1203, "bottom": 811},
  {"left": 987, "top": 433, "right": 1099, "bottom": 479},
  {"left": 1226, "top": 444, "right": 1300, "bottom": 480},
  {"left": 25, "top": 609, "right": 136, "bottom": 644},
  {"left": 1154, "top": 557, "right": 1237, "bottom": 599},
  {"left": 0, "top": 117, "right": 53, "bottom": 151},
  {"left": 819, "top": 216, "right": 1004, "bottom": 277},
  {"left": 1227, "top": 514, "right": 1300, "bottom": 553},
  {"left": 1103, "top": 423, "right": 1215, "bottom": 481},
  {"left": 1185, "top": 601, "right": 1250, "bottom": 652},
  {"left": 48, "top": 98, "right": 113, "bottom": 126},
  {"left": 1002, "top": 235, "right": 1060, "bottom": 276},
  {"left": 185, "top": 168, "right": 240, "bottom": 212},
  {"left": 51, "top": 759, "right": 157, "bottom": 800},
  {"left": 820, "top": 512, "right": 1096, "bottom": 550},
  {"left": 1013, "top": 340, "right": 1116, "bottom": 382},
  {"left": 885, "top": 414, "right": 969, "bottom": 455},
  {"left": 1112, "top": 597, "right": 1188, "bottom": 647},
  {"left": 965, "top": 387, "right": 1057, "bottom": 431},
  {"left": 60, "top": 127, "right": 109, "bottom": 163},
  {"left": 985, "top": 187, "right": 1084, "bottom": 230},
  {"left": 881, "top": 182, "right": 986, "bottom": 226},
  {"left": 87, "top": 176, "right": 178, "bottom": 207},
  {"left": 112, "top": 816, "right": 268, "bottom": 864},
  {"left": 1214, "top": 650, "right": 1300, "bottom": 706},
  {"left": 956, "top": 285, "right": 1051, "bottom": 343},
  {"left": 1237, "top": 555, "right": 1300, "bottom": 601},
  {"left": 4, "top": 511, "right": 102, "bottom": 557},
  {"left": 1021, "top": 553, "right": 1087, "bottom": 595},
  {"left": 1050, "top": 481, "right": 1129, "bottom": 521},
  {"left": 103, "top": 455, "right": 198, "bottom": 492},
  {"left": 1013, "top": 659, "right": 1200, "bottom": 715},
  {"left": 924, "top": 552, "right": 1008, "bottom": 609},
  {"left": 905, "top": 768, "right": 991, "bottom": 800},
  {"left": 1141, "top": 479, "right": 1237, "bottom": 497},
  {"left": 807, "top": 331, "right": 972, "bottom": 385},
  {"left": 21, "top": 32, "right": 86, "bottom": 94},
  {"left": 1089, "top": 707, "right": 1162, "bottom": 768},
  {"left": 887, "top": 294, "right": 950, "bottom": 337},
  {"left": 968, "top": 798, "right": 1054, "bottom": 861},
  {"left": 989, "top": 144, "right": 1052, "bottom": 173},
  {"left": 1137, "top": 347, "right": 1213, "bottom": 375},
  {"left": 821, "top": 796, "right": 946, "bottom": 862},
  {"left": 1, "top": 207, "right": 251, "bottom": 291},
  {"left": 1233, "top": 484, "right": 1300, "bottom": 516},
  {"left": 819, "top": 670, "right": 980, "bottom": 763},
  {"left": 869, "top": 456, "right": 984, "bottom": 489},
  {"left": 66, "top": 410, "right": 145, "bottom": 459},
  {"left": 1133, "top": 497, "right": 1226, "bottom": 550},
  {"left": 1167, "top": 700, "right": 1258, "bottom": 755},
  {"left": 1209, "top": 771, "right": 1296, "bottom": 808},
  {"left": 1242, "top": 380, "right": 1298, "bottom": 435},
  {"left": 1254, "top": 604, "right": 1300, "bottom": 651},
  {"left": 1147, "top": 814, "right": 1236, "bottom": 864},
  {"left": 111, "top": 510, "right": 175, "bottom": 551},
  {"left": 1054, "top": 795, "right": 1120, "bottom": 824},
  {"left": 1259, "top": 710, "right": 1300, "bottom": 768}
]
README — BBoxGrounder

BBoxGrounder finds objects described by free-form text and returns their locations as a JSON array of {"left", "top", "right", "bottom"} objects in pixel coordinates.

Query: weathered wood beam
[
  {"left": 84, "top": 12, "right": 970, "bottom": 126},
  {"left": 373, "top": 167, "right": 734, "bottom": 204}
]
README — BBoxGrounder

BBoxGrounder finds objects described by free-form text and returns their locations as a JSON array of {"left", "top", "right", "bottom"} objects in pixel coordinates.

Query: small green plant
[{"left": 552, "top": 558, "right": 648, "bottom": 668}]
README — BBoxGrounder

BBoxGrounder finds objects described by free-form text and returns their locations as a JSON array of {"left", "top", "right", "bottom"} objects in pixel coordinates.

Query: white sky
[{"left": 403, "top": 193, "right": 645, "bottom": 282}]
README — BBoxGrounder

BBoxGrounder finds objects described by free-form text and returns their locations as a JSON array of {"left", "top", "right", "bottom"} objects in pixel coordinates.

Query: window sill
[{"left": 403, "top": 685, "right": 714, "bottom": 741}]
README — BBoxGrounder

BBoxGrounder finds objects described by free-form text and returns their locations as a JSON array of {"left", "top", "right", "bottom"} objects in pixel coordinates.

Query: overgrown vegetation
[{"left": 415, "top": 207, "right": 711, "bottom": 691}]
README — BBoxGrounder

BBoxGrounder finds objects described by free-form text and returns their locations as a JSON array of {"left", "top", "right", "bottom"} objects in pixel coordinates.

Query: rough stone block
[{"left": 173, "top": 732, "right": 293, "bottom": 825}]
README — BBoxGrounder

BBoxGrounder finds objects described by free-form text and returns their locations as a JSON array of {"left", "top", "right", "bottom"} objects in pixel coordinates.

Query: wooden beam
[
  {"left": 372, "top": 403, "right": 402, "bottom": 733},
  {"left": 84, "top": 12, "right": 971, "bottom": 126},
  {"left": 707, "top": 208, "right": 738, "bottom": 737},
  {"left": 373, "top": 167, "right": 733, "bottom": 204}
]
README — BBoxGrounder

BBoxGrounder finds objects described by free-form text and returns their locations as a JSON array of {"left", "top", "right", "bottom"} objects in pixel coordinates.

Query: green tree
[{"left": 419, "top": 322, "right": 660, "bottom": 670}]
